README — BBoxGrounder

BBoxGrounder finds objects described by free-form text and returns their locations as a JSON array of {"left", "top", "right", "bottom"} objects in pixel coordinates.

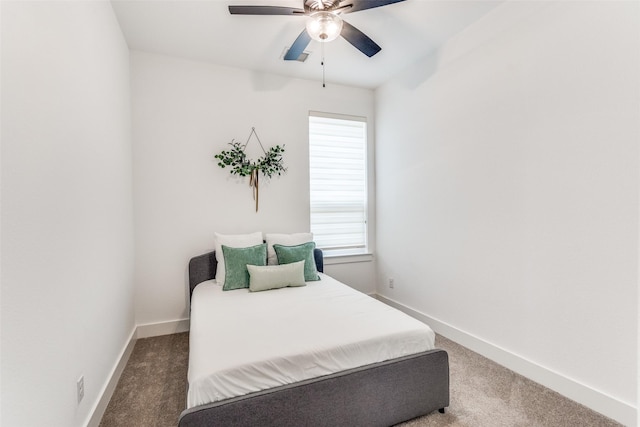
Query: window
[{"left": 309, "top": 112, "right": 368, "bottom": 255}]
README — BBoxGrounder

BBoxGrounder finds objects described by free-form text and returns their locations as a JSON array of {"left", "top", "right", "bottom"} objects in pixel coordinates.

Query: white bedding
[{"left": 187, "top": 273, "right": 436, "bottom": 409}]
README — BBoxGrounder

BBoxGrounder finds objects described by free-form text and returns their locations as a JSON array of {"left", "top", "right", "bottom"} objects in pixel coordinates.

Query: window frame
[{"left": 308, "top": 111, "right": 371, "bottom": 259}]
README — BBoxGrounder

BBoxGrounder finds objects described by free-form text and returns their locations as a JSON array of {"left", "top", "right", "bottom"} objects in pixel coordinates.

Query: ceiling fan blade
[
  {"left": 284, "top": 29, "right": 312, "bottom": 60},
  {"left": 339, "top": 0, "right": 406, "bottom": 14},
  {"left": 228, "top": 5, "right": 305, "bottom": 15},
  {"left": 340, "top": 21, "right": 381, "bottom": 57}
]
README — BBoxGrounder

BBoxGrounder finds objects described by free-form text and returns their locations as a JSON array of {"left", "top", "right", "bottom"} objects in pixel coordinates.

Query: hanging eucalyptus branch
[
  {"left": 214, "top": 128, "right": 286, "bottom": 212},
  {"left": 215, "top": 142, "right": 285, "bottom": 178}
]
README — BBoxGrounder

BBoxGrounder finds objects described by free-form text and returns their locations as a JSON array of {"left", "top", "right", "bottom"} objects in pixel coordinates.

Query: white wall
[
  {"left": 1, "top": 2, "right": 134, "bottom": 426},
  {"left": 375, "top": 1, "right": 638, "bottom": 425},
  {"left": 131, "top": 51, "right": 375, "bottom": 325}
]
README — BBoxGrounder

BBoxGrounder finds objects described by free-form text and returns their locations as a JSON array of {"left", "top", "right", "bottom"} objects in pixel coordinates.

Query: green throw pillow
[
  {"left": 273, "top": 242, "right": 320, "bottom": 281},
  {"left": 247, "top": 261, "right": 306, "bottom": 292},
  {"left": 221, "top": 243, "right": 267, "bottom": 291}
]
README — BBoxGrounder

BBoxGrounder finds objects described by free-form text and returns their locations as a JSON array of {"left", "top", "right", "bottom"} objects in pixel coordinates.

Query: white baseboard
[
  {"left": 86, "top": 327, "right": 137, "bottom": 427},
  {"left": 136, "top": 318, "right": 190, "bottom": 339},
  {"left": 376, "top": 293, "right": 636, "bottom": 427}
]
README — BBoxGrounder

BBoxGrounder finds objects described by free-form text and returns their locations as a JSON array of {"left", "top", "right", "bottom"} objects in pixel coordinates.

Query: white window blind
[{"left": 309, "top": 112, "right": 367, "bottom": 253}]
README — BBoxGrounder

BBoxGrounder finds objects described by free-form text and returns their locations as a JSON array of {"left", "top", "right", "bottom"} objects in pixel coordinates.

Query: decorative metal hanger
[{"left": 214, "top": 127, "right": 286, "bottom": 212}]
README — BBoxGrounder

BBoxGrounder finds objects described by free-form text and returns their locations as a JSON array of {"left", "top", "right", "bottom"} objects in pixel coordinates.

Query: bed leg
[{"left": 438, "top": 408, "right": 445, "bottom": 414}]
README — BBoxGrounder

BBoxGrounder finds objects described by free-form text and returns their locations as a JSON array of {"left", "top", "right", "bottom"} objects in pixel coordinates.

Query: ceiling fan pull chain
[{"left": 321, "top": 42, "right": 326, "bottom": 88}]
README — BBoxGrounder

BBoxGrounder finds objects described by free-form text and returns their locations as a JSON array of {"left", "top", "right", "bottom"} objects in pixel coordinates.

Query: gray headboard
[{"left": 188, "top": 248, "right": 324, "bottom": 297}]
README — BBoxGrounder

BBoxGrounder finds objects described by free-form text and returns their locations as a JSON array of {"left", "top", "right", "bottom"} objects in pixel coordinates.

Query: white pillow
[
  {"left": 265, "top": 233, "right": 313, "bottom": 265},
  {"left": 247, "top": 261, "right": 306, "bottom": 292},
  {"left": 214, "top": 232, "right": 263, "bottom": 285}
]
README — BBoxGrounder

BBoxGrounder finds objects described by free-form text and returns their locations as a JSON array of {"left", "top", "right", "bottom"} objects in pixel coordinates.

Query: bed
[{"left": 179, "top": 249, "right": 449, "bottom": 427}]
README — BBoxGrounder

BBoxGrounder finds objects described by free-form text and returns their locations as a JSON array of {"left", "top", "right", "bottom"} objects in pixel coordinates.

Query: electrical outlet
[
  {"left": 388, "top": 278, "right": 395, "bottom": 289},
  {"left": 77, "top": 376, "right": 84, "bottom": 404}
]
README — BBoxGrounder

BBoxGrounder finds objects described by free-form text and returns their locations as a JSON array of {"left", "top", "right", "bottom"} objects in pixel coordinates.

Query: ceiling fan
[{"left": 228, "top": 0, "right": 406, "bottom": 60}]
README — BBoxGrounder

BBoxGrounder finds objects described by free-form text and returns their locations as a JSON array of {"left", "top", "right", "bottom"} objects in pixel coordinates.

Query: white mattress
[{"left": 187, "top": 273, "right": 436, "bottom": 409}]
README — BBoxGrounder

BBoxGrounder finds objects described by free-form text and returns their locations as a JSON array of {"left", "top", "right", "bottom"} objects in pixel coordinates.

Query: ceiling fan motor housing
[{"left": 305, "top": 0, "right": 342, "bottom": 12}]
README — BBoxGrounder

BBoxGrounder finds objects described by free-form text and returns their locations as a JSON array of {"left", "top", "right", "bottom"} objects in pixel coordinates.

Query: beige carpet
[
  {"left": 99, "top": 333, "right": 189, "bottom": 427},
  {"left": 99, "top": 333, "right": 621, "bottom": 427}
]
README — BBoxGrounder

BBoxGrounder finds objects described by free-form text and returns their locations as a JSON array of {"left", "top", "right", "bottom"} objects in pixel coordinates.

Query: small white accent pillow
[
  {"left": 214, "top": 232, "right": 263, "bottom": 285},
  {"left": 247, "top": 261, "right": 306, "bottom": 292},
  {"left": 265, "top": 233, "right": 313, "bottom": 265}
]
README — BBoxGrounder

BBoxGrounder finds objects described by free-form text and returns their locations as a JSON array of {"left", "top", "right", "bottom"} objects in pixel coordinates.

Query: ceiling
[{"left": 111, "top": 0, "right": 504, "bottom": 89}]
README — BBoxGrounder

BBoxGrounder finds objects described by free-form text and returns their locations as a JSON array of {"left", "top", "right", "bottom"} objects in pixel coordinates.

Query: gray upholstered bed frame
[{"left": 179, "top": 249, "right": 449, "bottom": 427}]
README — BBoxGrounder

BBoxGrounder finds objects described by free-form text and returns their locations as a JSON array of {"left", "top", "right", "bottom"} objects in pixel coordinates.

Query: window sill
[{"left": 323, "top": 252, "right": 374, "bottom": 265}]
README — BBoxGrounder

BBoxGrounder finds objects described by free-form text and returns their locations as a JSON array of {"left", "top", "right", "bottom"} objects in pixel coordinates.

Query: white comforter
[{"left": 187, "top": 273, "right": 435, "bottom": 408}]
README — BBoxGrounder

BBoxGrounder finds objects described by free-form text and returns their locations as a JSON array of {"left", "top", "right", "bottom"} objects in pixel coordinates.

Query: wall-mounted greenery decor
[{"left": 215, "top": 128, "right": 286, "bottom": 212}]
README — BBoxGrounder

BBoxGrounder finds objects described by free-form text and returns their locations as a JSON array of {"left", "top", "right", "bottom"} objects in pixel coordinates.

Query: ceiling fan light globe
[{"left": 306, "top": 11, "right": 343, "bottom": 42}]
